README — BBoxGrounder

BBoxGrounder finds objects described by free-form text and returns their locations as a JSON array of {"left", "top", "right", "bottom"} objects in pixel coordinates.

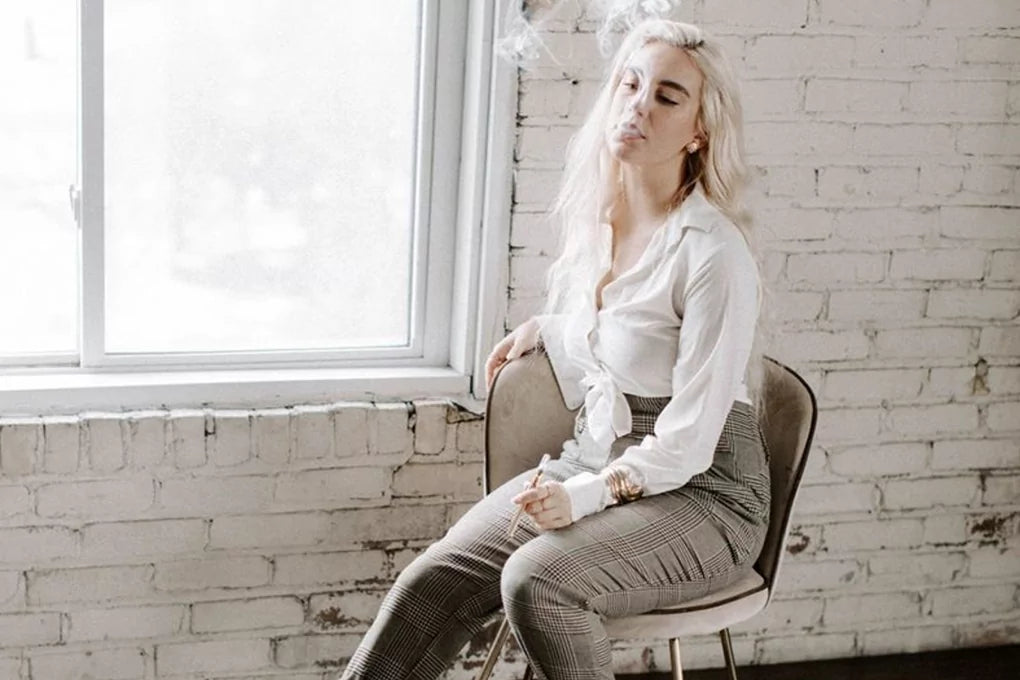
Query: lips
[{"left": 617, "top": 122, "right": 645, "bottom": 139}]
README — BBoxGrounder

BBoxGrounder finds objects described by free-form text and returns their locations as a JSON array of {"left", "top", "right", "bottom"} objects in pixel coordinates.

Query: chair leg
[
  {"left": 522, "top": 665, "right": 534, "bottom": 680},
  {"left": 668, "top": 637, "right": 684, "bottom": 680},
  {"left": 476, "top": 617, "right": 512, "bottom": 680},
  {"left": 719, "top": 628, "right": 739, "bottom": 680}
]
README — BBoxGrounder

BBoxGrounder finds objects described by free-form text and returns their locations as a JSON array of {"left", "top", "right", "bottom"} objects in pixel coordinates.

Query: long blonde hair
[{"left": 541, "top": 19, "right": 769, "bottom": 411}]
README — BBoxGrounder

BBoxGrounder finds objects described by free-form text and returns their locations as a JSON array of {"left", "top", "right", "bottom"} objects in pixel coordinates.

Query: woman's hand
[
  {"left": 512, "top": 481, "right": 573, "bottom": 531},
  {"left": 485, "top": 317, "right": 541, "bottom": 388}
]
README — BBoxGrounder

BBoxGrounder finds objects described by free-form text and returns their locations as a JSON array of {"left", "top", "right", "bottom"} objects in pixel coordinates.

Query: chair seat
[{"left": 602, "top": 569, "right": 767, "bottom": 639}]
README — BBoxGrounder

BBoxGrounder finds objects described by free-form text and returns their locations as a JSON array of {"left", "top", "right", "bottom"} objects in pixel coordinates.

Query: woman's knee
[{"left": 500, "top": 539, "right": 583, "bottom": 614}]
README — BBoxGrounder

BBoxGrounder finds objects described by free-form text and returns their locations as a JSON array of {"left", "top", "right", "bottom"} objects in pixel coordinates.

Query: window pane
[
  {"left": 105, "top": 0, "right": 418, "bottom": 354},
  {"left": 0, "top": 1, "right": 78, "bottom": 357}
]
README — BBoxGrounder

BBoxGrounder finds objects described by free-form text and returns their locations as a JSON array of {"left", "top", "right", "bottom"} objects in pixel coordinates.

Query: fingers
[{"left": 512, "top": 483, "right": 553, "bottom": 506}]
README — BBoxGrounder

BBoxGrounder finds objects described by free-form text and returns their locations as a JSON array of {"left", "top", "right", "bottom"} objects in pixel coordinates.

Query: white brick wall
[{"left": 0, "top": 1, "right": 1017, "bottom": 678}]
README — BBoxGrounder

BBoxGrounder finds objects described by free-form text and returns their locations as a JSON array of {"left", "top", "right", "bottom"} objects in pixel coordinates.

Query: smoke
[{"left": 495, "top": 0, "right": 686, "bottom": 66}]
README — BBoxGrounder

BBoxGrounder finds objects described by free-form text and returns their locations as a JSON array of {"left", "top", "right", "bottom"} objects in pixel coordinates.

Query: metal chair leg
[
  {"left": 668, "top": 637, "right": 684, "bottom": 680},
  {"left": 476, "top": 617, "right": 512, "bottom": 680},
  {"left": 719, "top": 628, "right": 739, "bottom": 680},
  {"left": 522, "top": 664, "right": 534, "bottom": 680}
]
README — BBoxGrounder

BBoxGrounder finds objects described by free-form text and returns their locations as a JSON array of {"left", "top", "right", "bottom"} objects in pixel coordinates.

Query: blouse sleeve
[
  {"left": 533, "top": 313, "right": 587, "bottom": 410},
  {"left": 559, "top": 238, "right": 760, "bottom": 521}
]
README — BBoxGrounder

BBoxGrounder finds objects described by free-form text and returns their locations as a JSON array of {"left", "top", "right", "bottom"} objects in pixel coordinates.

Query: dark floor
[{"left": 622, "top": 644, "right": 1020, "bottom": 680}]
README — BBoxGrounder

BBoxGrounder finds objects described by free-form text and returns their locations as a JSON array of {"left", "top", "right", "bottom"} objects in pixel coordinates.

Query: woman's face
[{"left": 606, "top": 41, "right": 705, "bottom": 166}]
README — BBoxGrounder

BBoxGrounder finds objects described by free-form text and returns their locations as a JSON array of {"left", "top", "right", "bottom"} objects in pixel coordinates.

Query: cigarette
[{"left": 508, "top": 453, "right": 552, "bottom": 538}]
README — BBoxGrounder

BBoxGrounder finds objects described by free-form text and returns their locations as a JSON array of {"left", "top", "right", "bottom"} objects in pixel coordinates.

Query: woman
[{"left": 340, "top": 18, "right": 769, "bottom": 680}]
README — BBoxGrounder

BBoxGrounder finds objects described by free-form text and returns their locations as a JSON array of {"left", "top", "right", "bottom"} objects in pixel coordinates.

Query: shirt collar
[{"left": 663, "top": 184, "right": 724, "bottom": 244}]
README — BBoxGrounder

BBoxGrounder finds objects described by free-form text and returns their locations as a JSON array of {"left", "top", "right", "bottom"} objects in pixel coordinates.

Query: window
[{"left": 0, "top": 0, "right": 514, "bottom": 409}]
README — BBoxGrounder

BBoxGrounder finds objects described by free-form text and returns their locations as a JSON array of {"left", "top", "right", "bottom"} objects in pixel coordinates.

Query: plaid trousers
[{"left": 339, "top": 399, "right": 770, "bottom": 680}]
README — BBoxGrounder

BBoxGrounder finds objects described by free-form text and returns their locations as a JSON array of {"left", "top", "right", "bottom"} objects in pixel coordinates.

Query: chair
[{"left": 477, "top": 351, "right": 818, "bottom": 680}]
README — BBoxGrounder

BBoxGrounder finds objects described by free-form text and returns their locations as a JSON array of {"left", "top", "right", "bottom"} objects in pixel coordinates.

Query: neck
[{"left": 617, "top": 158, "right": 686, "bottom": 228}]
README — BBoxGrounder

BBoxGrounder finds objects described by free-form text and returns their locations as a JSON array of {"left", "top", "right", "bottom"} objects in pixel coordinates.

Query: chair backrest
[
  {"left": 484, "top": 351, "right": 576, "bottom": 494},
  {"left": 754, "top": 357, "right": 818, "bottom": 604},
  {"left": 484, "top": 352, "right": 818, "bottom": 605}
]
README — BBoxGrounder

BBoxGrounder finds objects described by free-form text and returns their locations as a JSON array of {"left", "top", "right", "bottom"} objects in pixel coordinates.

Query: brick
[
  {"left": 210, "top": 512, "right": 329, "bottom": 550},
  {"left": 813, "top": 408, "right": 883, "bottom": 442},
  {"left": 969, "top": 547, "right": 1020, "bottom": 578},
  {"left": 868, "top": 552, "right": 966, "bottom": 587},
  {"left": 855, "top": 35, "right": 956, "bottom": 68},
  {"left": 0, "top": 485, "right": 29, "bottom": 518},
  {"left": 30, "top": 648, "right": 145, "bottom": 680},
  {"left": 989, "top": 366, "right": 1020, "bottom": 394},
  {"left": 0, "top": 419, "right": 41, "bottom": 476},
  {"left": 0, "top": 658, "right": 19, "bottom": 678},
  {"left": 908, "top": 81, "right": 1009, "bottom": 116},
  {"left": 156, "top": 639, "right": 271, "bottom": 675},
  {"left": 806, "top": 80, "right": 907, "bottom": 113},
  {"left": 82, "top": 414, "right": 125, "bottom": 473},
  {"left": 510, "top": 212, "right": 559, "bottom": 254},
  {"left": 745, "top": 36, "right": 855, "bottom": 73},
  {"left": 884, "top": 476, "right": 980, "bottom": 510},
  {"left": 958, "top": 125, "right": 1020, "bottom": 156},
  {"left": 67, "top": 604, "right": 185, "bottom": 641},
  {"left": 456, "top": 420, "right": 484, "bottom": 453},
  {"left": 525, "top": 33, "right": 604, "bottom": 81},
  {"left": 370, "top": 402, "right": 411, "bottom": 455},
  {"left": 329, "top": 505, "right": 448, "bottom": 545},
  {"left": 310, "top": 591, "right": 386, "bottom": 631},
  {"left": 519, "top": 79, "right": 571, "bottom": 118},
  {"left": 334, "top": 403, "right": 370, "bottom": 457},
  {"left": 274, "top": 550, "right": 388, "bottom": 586},
  {"left": 741, "top": 79, "right": 802, "bottom": 117},
  {"left": 0, "top": 612, "right": 61, "bottom": 645},
  {"left": 124, "top": 411, "right": 166, "bottom": 468},
  {"left": 411, "top": 400, "right": 448, "bottom": 455},
  {"left": 80, "top": 519, "right": 206, "bottom": 561},
  {"left": 42, "top": 417, "right": 79, "bottom": 473},
  {"left": 919, "top": 163, "right": 965, "bottom": 196},
  {"left": 702, "top": 0, "right": 807, "bottom": 26},
  {"left": 932, "top": 439, "right": 1018, "bottom": 470},
  {"left": 36, "top": 477, "right": 154, "bottom": 518},
  {"left": 209, "top": 410, "right": 251, "bottom": 466},
  {"left": 825, "top": 592, "right": 920, "bottom": 626},
  {"left": 757, "top": 207, "right": 833, "bottom": 241},
  {"left": 169, "top": 410, "right": 207, "bottom": 468},
  {"left": 941, "top": 206, "right": 1016, "bottom": 240},
  {"left": 274, "top": 633, "right": 360, "bottom": 669},
  {"left": 779, "top": 559, "right": 862, "bottom": 591},
  {"left": 926, "top": 1, "right": 1020, "bottom": 28},
  {"left": 819, "top": 0, "right": 924, "bottom": 26},
  {"left": 923, "top": 514, "right": 967, "bottom": 545},
  {"left": 929, "top": 289, "right": 1019, "bottom": 319},
  {"left": 0, "top": 570, "right": 19, "bottom": 605},
  {"left": 757, "top": 632, "right": 856, "bottom": 664},
  {"left": 828, "top": 290, "right": 926, "bottom": 321},
  {"left": 788, "top": 252, "right": 886, "bottom": 283},
  {"left": 753, "top": 165, "right": 816, "bottom": 198},
  {"left": 926, "top": 585, "right": 1017, "bottom": 617},
  {"left": 746, "top": 122, "right": 852, "bottom": 156},
  {"left": 928, "top": 366, "right": 984, "bottom": 401},
  {"left": 155, "top": 556, "right": 270, "bottom": 591},
  {"left": 0, "top": 526, "right": 76, "bottom": 565},
  {"left": 517, "top": 126, "right": 573, "bottom": 164},
  {"left": 979, "top": 326, "right": 1020, "bottom": 357},
  {"left": 889, "top": 248, "right": 983, "bottom": 281},
  {"left": 823, "top": 368, "right": 925, "bottom": 403},
  {"left": 28, "top": 565, "right": 153, "bottom": 605},
  {"left": 192, "top": 596, "right": 304, "bottom": 633},
  {"left": 392, "top": 462, "right": 482, "bottom": 500},
  {"left": 253, "top": 408, "right": 291, "bottom": 464},
  {"left": 735, "top": 597, "right": 822, "bottom": 633},
  {"left": 796, "top": 483, "right": 877, "bottom": 515},
  {"left": 819, "top": 165, "right": 918, "bottom": 201},
  {"left": 824, "top": 519, "right": 923, "bottom": 551},
  {"left": 510, "top": 254, "right": 553, "bottom": 292},
  {"left": 515, "top": 168, "right": 560, "bottom": 208},
  {"left": 862, "top": 626, "right": 954, "bottom": 655},
  {"left": 275, "top": 467, "right": 390, "bottom": 508},
  {"left": 161, "top": 475, "right": 273, "bottom": 515},
  {"left": 886, "top": 404, "right": 979, "bottom": 436},
  {"left": 854, "top": 124, "right": 953, "bottom": 156},
  {"left": 833, "top": 208, "right": 934, "bottom": 240},
  {"left": 294, "top": 406, "right": 334, "bottom": 460},
  {"left": 771, "top": 291, "right": 825, "bottom": 321},
  {"left": 987, "top": 401, "right": 1020, "bottom": 430},
  {"left": 964, "top": 165, "right": 1015, "bottom": 195},
  {"left": 960, "top": 36, "right": 1020, "bottom": 64},
  {"left": 874, "top": 328, "right": 973, "bottom": 359},
  {"left": 956, "top": 620, "right": 1020, "bottom": 647},
  {"left": 829, "top": 442, "right": 929, "bottom": 477}
]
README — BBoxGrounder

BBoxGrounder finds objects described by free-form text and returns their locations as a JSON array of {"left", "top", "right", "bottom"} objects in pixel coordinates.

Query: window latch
[{"left": 68, "top": 183, "right": 81, "bottom": 226}]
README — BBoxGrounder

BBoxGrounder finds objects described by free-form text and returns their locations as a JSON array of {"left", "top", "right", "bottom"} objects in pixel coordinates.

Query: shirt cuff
[{"left": 561, "top": 470, "right": 613, "bottom": 522}]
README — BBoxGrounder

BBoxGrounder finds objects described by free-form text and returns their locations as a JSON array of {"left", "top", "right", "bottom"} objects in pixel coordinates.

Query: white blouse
[{"left": 534, "top": 185, "right": 760, "bottom": 522}]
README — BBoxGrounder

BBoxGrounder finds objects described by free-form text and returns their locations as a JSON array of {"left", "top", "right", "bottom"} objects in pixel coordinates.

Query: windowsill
[{"left": 0, "top": 366, "right": 478, "bottom": 417}]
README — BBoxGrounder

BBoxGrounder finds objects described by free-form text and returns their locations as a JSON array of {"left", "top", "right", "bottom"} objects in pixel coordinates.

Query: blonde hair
[{"left": 541, "top": 18, "right": 769, "bottom": 412}]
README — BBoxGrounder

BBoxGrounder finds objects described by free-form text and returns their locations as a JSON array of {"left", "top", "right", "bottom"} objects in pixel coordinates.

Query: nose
[{"left": 627, "top": 87, "right": 652, "bottom": 117}]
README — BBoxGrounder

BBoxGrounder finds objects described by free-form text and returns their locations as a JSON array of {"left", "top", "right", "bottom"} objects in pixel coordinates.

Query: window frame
[{"left": 0, "top": 0, "right": 517, "bottom": 413}]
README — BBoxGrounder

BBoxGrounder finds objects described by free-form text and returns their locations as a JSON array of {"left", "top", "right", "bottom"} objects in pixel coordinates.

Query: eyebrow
[{"left": 625, "top": 66, "right": 691, "bottom": 97}]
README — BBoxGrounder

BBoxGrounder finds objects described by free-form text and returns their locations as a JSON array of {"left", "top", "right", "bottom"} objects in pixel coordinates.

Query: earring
[{"left": 686, "top": 142, "right": 699, "bottom": 153}]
